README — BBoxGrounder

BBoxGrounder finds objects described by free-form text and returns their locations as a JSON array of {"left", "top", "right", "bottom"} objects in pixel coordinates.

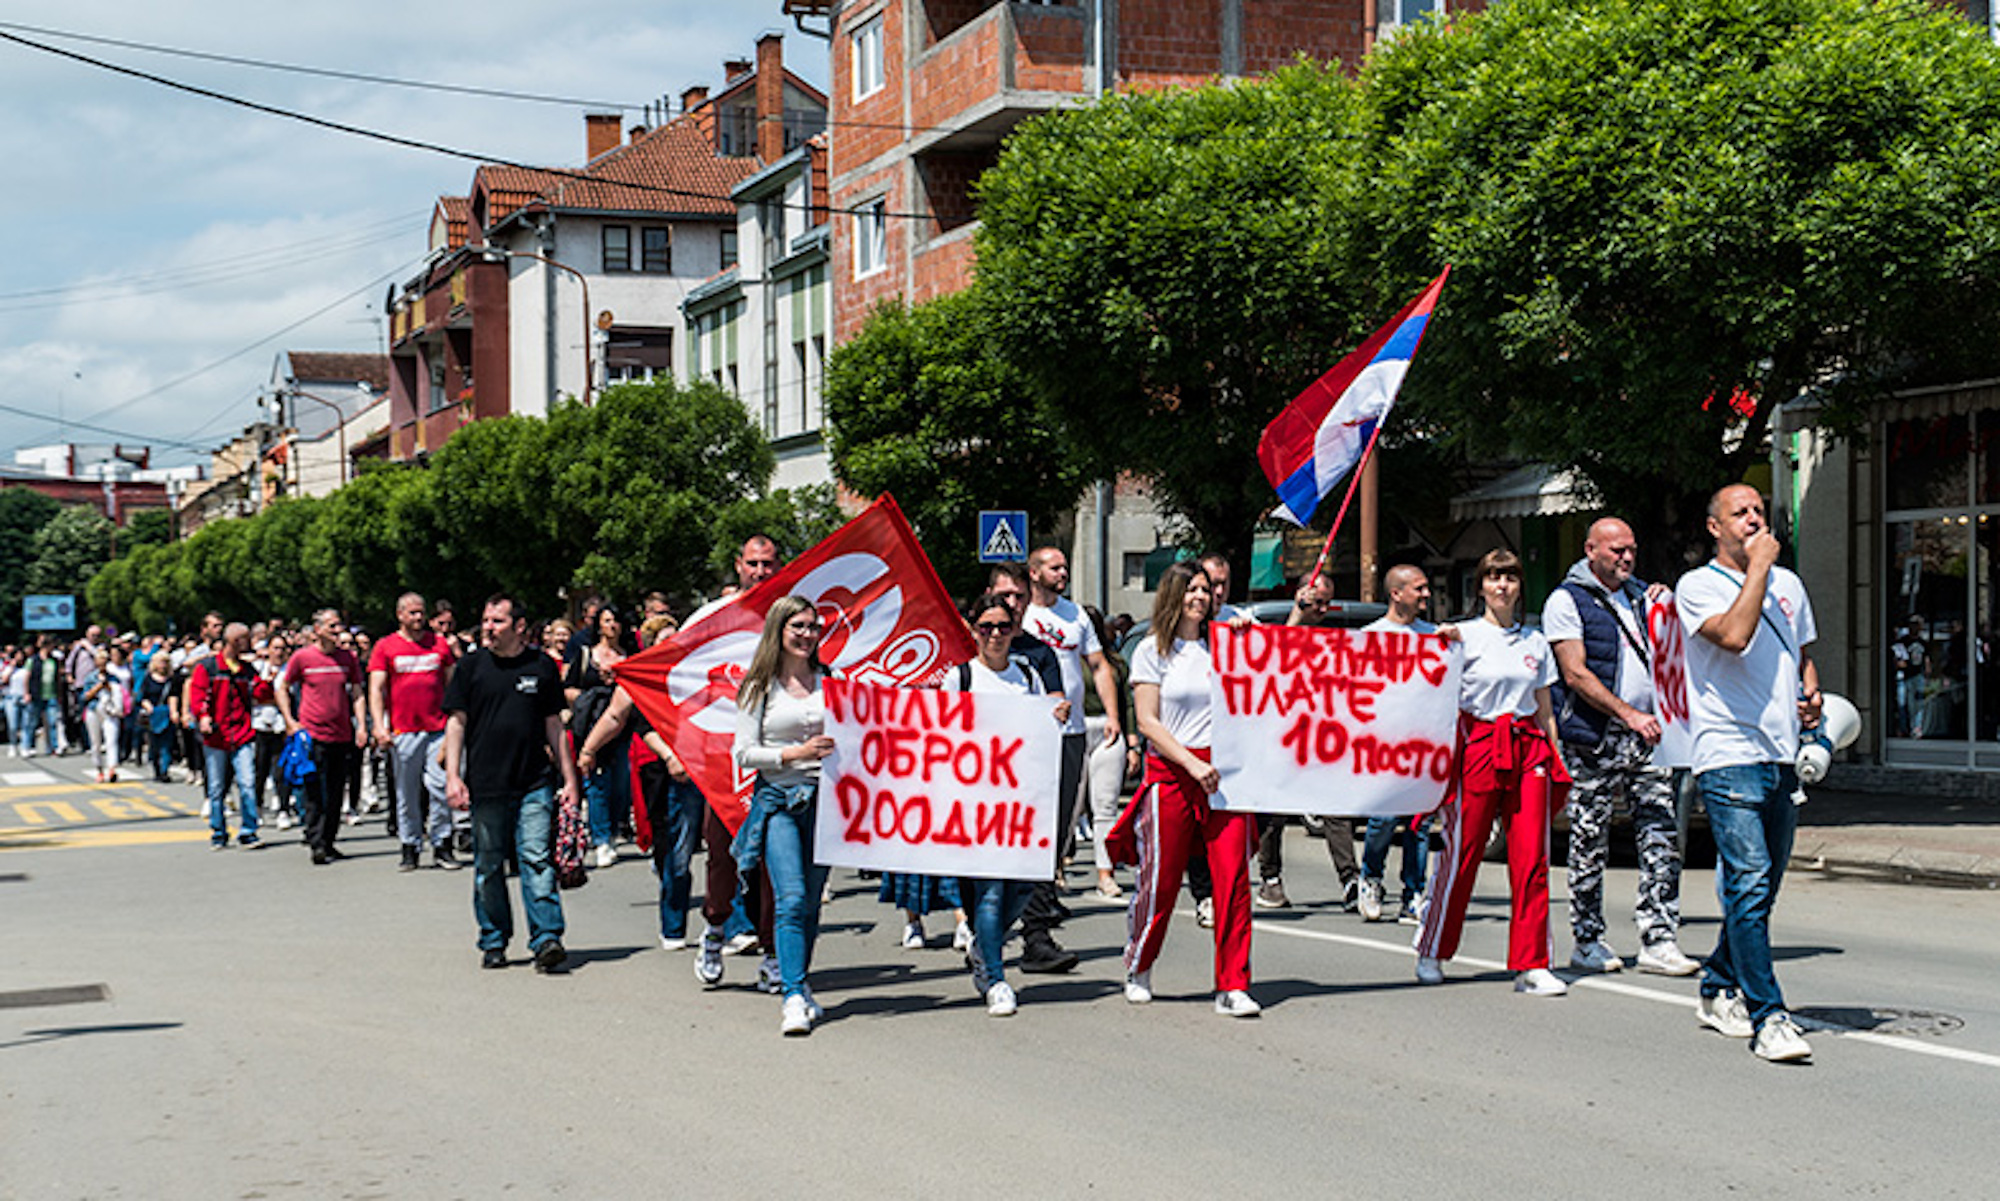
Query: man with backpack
[{"left": 188, "top": 622, "right": 267, "bottom": 850}]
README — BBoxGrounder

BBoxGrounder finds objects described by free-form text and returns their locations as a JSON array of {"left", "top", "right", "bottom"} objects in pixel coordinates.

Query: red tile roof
[
  {"left": 474, "top": 108, "right": 758, "bottom": 228},
  {"left": 284, "top": 352, "right": 391, "bottom": 393},
  {"left": 436, "top": 196, "right": 470, "bottom": 249}
]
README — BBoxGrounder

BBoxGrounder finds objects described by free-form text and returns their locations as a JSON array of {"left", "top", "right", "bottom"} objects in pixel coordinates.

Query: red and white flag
[{"left": 618, "top": 495, "right": 976, "bottom": 832}]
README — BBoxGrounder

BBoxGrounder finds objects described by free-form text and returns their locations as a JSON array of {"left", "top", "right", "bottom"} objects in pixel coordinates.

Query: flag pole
[{"left": 1306, "top": 419, "right": 1388, "bottom": 589}]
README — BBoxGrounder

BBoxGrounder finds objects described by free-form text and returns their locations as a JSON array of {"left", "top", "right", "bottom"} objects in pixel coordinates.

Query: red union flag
[{"left": 618, "top": 495, "right": 976, "bottom": 832}]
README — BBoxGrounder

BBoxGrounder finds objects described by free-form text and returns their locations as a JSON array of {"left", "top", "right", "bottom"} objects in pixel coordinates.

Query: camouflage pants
[{"left": 1564, "top": 728, "right": 1681, "bottom": 947}]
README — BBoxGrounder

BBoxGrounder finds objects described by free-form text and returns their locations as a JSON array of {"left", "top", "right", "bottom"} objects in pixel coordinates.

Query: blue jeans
[
  {"left": 963, "top": 877, "right": 1037, "bottom": 986},
  {"left": 1361, "top": 815, "right": 1429, "bottom": 901},
  {"left": 648, "top": 773, "right": 698, "bottom": 941},
  {"left": 149, "top": 727, "right": 174, "bottom": 779},
  {"left": 583, "top": 737, "right": 630, "bottom": 848},
  {"left": 759, "top": 800, "right": 829, "bottom": 1000},
  {"left": 204, "top": 743, "right": 259, "bottom": 842},
  {"left": 1697, "top": 762, "right": 1798, "bottom": 1030},
  {"left": 23, "top": 697, "right": 61, "bottom": 753},
  {"left": 471, "top": 787, "right": 566, "bottom": 953}
]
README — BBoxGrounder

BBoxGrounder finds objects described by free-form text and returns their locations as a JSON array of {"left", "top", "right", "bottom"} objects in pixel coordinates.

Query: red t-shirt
[
  {"left": 368, "top": 631, "right": 455, "bottom": 734},
  {"left": 285, "top": 645, "right": 362, "bottom": 742}
]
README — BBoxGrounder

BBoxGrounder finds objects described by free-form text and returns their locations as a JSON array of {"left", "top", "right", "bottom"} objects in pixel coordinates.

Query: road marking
[
  {"left": 0, "top": 983, "right": 111, "bottom": 1009},
  {"left": 0, "top": 828, "right": 213, "bottom": 852},
  {"left": 1, "top": 770, "right": 58, "bottom": 786},
  {"left": 1246, "top": 915, "right": 2000, "bottom": 1072},
  {"left": 12, "top": 801, "right": 85, "bottom": 825}
]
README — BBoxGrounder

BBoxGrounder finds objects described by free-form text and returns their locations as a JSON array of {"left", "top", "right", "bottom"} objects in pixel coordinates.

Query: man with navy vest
[{"left": 1545, "top": 517, "right": 1700, "bottom": 976}]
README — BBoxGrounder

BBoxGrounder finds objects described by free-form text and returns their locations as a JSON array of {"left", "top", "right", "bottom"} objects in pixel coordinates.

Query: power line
[
  {"left": 0, "top": 28, "right": 933, "bottom": 222},
  {"left": 0, "top": 20, "right": 642, "bottom": 110}
]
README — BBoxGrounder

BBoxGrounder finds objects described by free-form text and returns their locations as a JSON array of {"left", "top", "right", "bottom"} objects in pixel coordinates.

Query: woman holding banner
[
  {"left": 1415, "top": 549, "right": 1572, "bottom": 996},
  {"left": 733, "top": 597, "right": 835, "bottom": 1036},
  {"left": 940, "top": 592, "right": 1072, "bottom": 1017},
  {"left": 1117, "top": 561, "right": 1261, "bottom": 1018}
]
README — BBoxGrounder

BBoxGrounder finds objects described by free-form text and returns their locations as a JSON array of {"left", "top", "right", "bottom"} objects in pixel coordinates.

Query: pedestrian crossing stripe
[{"left": 2, "top": 771, "right": 58, "bottom": 787}]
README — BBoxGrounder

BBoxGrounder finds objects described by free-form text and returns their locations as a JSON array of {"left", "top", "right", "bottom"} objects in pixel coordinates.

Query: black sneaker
[
  {"left": 481, "top": 948, "right": 507, "bottom": 970},
  {"left": 238, "top": 833, "right": 262, "bottom": 850},
  {"left": 1019, "top": 934, "right": 1079, "bottom": 974},
  {"left": 533, "top": 941, "right": 569, "bottom": 975},
  {"left": 453, "top": 829, "right": 473, "bottom": 855},
  {"left": 210, "top": 838, "right": 228, "bottom": 852},
  {"left": 323, "top": 846, "right": 347, "bottom": 861},
  {"left": 434, "top": 843, "right": 461, "bottom": 871},
  {"left": 310, "top": 849, "right": 331, "bottom": 865},
  {"left": 399, "top": 845, "right": 420, "bottom": 872}
]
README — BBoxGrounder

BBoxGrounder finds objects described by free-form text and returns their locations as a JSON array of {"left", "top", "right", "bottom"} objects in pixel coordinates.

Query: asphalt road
[{"left": 5, "top": 754, "right": 1998, "bottom": 1199}]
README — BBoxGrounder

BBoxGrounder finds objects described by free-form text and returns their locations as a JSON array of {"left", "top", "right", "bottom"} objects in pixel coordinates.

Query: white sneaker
[
  {"left": 592, "top": 843, "right": 617, "bottom": 869},
  {"left": 1637, "top": 941, "right": 1701, "bottom": 976},
  {"left": 1124, "top": 968, "right": 1153, "bottom": 1004},
  {"left": 1397, "top": 893, "right": 1428, "bottom": 926},
  {"left": 1415, "top": 956, "right": 1445, "bottom": 985},
  {"left": 1514, "top": 968, "right": 1569, "bottom": 996},
  {"left": 985, "top": 981, "right": 1018, "bottom": 1017},
  {"left": 659, "top": 934, "right": 687, "bottom": 951},
  {"left": 1570, "top": 940, "right": 1624, "bottom": 973},
  {"left": 1195, "top": 898, "right": 1215, "bottom": 929},
  {"left": 1358, "top": 878, "right": 1385, "bottom": 922},
  {"left": 952, "top": 919, "right": 974, "bottom": 952},
  {"left": 1697, "top": 992, "right": 1755, "bottom": 1039},
  {"left": 1752, "top": 1013, "right": 1812, "bottom": 1063},
  {"left": 276, "top": 812, "right": 295, "bottom": 830},
  {"left": 900, "top": 921, "right": 926, "bottom": 950},
  {"left": 724, "top": 931, "right": 759, "bottom": 956},
  {"left": 1214, "top": 989, "right": 1262, "bottom": 1018},
  {"left": 757, "top": 954, "right": 782, "bottom": 993},
  {"left": 780, "top": 994, "right": 813, "bottom": 1036},
  {"left": 801, "top": 984, "right": 825, "bottom": 1023},
  {"left": 695, "top": 927, "right": 725, "bottom": 986}
]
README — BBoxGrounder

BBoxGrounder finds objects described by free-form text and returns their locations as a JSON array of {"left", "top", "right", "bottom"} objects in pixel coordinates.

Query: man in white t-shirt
[
  {"left": 1675, "top": 484, "right": 1821, "bottom": 1064},
  {"left": 1354, "top": 565, "right": 1441, "bottom": 924},
  {"left": 1544, "top": 518, "right": 1698, "bottom": 977},
  {"left": 1023, "top": 546, "right": 1123, "bottom": 855}
]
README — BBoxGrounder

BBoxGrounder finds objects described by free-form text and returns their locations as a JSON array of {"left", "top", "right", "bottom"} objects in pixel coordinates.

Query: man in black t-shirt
[{"left": 443, "top": 594, "right": 582, "bottom": 973}]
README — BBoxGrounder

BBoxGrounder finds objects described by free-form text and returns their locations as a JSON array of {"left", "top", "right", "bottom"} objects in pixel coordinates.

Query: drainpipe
[{"left": 540, "top": 215, "right": 559, "bottom": 409}]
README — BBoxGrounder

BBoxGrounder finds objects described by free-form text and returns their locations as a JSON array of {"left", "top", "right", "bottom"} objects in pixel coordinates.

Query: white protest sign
[
  {"left": 1646, "top": 593, "right": 1695, "bottom": 769},
  {"left": 1208, "top": 623, "right": 1461, "bottom": 817},
  {"left": 816, "top": 679, "right": 1062, "bottom": 879}
]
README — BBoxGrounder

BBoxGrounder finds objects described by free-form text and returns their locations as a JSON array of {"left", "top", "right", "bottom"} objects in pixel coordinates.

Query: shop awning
[
  {"left": 1449, "top": 464, "right": 1600, "bottom": 522},
  {"left": 1142, "top": 545, "right": 1197, "bottom": 590},
  {"left": 1248, "top": 533, "right": 1285, "bottom": 591}
]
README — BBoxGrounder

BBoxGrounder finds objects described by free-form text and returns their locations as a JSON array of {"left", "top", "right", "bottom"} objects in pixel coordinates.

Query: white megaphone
[{"left": 1796, "top": 692, "right": 1862, "bottom": 785}]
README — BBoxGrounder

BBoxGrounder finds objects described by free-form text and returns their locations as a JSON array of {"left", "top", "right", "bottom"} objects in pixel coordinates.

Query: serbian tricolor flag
[
  {"left": 616, "top": 495, "right": 976, "bottom": 832},
  {"left": 1258, "top": 267, "right": 1450, "bottom": 526}
]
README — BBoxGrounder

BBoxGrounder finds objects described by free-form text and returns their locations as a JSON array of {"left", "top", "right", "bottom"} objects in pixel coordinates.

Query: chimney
[
  {"left": 629, "top": 124, "right": 648, "bottom": 144},
  {"left": 724, "top": 58, "right": 752, "bottom": 84},
  {"left": 584, "top": 112, "right": 621, "bottom": 161},
  {"left": 680, "top": 85, "right": 709, "bottom": 115},
  {"left": 756, "top": 33, "right": 785, "bottom": 164}
]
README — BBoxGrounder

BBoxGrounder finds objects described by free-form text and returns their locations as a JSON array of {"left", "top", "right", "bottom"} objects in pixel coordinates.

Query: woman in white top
[
  {"left": 941, "top": 592, "right": 1071, "bottom": 1017},
  {"left": 732, "top": 596, "right": 835, "bottom": 1036},
  {"left": 1415, "top": 549, "right": 1571, "bottom": 996},
  {"left": 1117, "top": 561, "right": 1261, "bottom": 1018},
  {"left": 84, "top": 646, "right": 132, "bottom": 784}
]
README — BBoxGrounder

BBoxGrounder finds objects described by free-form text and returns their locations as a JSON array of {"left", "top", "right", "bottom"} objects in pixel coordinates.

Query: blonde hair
[
  {"left": 639, "top": 615, "right": 676, "bottom": 646},
  {"left": 736, "top": 596, "right": 822, "bottom": 717}
]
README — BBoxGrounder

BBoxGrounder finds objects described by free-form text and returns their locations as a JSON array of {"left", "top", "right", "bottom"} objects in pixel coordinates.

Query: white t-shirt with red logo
[
  {"left": 1674, "top": 562, "right": 1817, "bottom": 775},
  {"left": 1021, "top": 597, "right": 1100, "bottom": 736},
  {"left": 1456, "top": 619, "right": 1556, "bottom": 720}
]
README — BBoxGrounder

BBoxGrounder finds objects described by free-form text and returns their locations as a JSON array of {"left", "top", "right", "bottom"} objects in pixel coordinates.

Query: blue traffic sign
[{"left": 977, "top": 511, "right": 1028, "bottom": 563}]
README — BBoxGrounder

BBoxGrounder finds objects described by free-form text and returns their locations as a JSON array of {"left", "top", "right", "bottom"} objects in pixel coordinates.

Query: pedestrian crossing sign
[{"left": 977, "top": 511, "right": 1028, "bottom": 563}]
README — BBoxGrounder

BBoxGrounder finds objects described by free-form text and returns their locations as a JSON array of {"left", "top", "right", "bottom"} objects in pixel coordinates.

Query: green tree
[
  {"left": 0, "top": 489, "right": 62, "bottom": 638},
  {"left": 25, "top": 506, "right": 115, "bottom": 598},
  {"left": 824, "top": 292, "right": 1089, "bottom": 598},
  {"left": 117, "top": 509, "right": 173, "bottom": 556},
  {"left": 704, "top": 484, "right": 848, "bottom": 592},
  {"left": 974, "top": 64, "right": 1367, "bottom": 563},
  {"left": 1351, "top": 0, "right": 2000, "bottom": 549}
]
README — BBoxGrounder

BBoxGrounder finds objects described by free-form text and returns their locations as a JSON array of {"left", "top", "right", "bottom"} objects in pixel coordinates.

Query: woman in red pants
[
  {"left": 1117, "top": 560, "right": 1261, "bottom": 1018},
  {"left": 1415, "top": 549, "right": 1572, "bottom": 996}
]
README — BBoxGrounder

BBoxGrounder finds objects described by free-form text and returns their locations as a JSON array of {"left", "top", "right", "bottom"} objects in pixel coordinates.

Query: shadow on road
[{"left": 0, "top": 1022, "right": 182, "bottom": 1051}]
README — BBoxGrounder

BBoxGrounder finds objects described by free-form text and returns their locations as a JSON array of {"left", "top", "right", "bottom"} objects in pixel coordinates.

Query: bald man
[
  {"left": 1674, "top": 485, "right": 1820, "bottom": 1064},
  {"left": 1544, "top": 517, "right": 1698, "bottom": 978}
]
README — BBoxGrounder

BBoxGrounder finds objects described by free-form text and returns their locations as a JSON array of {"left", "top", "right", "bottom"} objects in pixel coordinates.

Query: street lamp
[
  {"left": 286, "top": 381, "right": 372, "bottom": 492},
  {"left": 485, "top": 248, "right": 595, "bottom": 406}
]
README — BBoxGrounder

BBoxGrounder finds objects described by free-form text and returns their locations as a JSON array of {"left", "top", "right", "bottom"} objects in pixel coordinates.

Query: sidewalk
[{"left": 1793, "top": 787, "right": 2000, "bottom": 887}]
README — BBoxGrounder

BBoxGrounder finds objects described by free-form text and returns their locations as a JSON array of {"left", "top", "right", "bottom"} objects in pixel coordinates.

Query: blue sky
[{"left": 0, "top": 2, "right": 826, "bottom": 470}]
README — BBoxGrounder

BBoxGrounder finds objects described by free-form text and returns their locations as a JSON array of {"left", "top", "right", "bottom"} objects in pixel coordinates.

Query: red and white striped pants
[{"left": 1122, "top": 750, "right": 1255, "bottom": 992}]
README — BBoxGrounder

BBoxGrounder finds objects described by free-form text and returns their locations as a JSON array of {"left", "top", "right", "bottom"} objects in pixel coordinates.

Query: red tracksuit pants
[
  {"left": 1123, "top": 751, "right": 1255, "bottom": 992},
  {"left": 1415, "top": 716, "right": 1569, "bottom": 972}
]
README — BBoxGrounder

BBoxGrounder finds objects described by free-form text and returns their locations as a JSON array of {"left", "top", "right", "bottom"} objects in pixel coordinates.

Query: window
[
  {"left": 761, "top": 197, "right": 786, "bottom": 270},
  {"left": 428, "top": 355, "right": 448, "bottom": 413},
  {"left": 855, "top": 198, "right": 887, "bottom": 279},
  {"left": 604, "top": 328, "right": 673, "bottom": 383},
  {"left": 602, "top": 225, "right": 631, "bottom": 272},
  {"left": 721, "top": 229, "right": 738, "bottom": 271},
  {"left": 852, "top": 16, "right": 884, "bottom": 100},
  {"left": 1385, "top": 0, "right": 1440, "bottom": 28},
  {"left": 641, "top": 227, "right": 671, "bottom": 273},
  {"left": 794, "top": 340, "right": 810, "bottom": 432}
]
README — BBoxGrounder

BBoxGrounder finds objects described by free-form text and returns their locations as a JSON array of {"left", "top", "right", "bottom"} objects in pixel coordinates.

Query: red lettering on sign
[
  {"left": 987, "top": 737, "right": 1021, "bottom": 789},
  {"left": 897, "top": 794, "right": 933, "bottom": 844},
  {"left": 975, "top": 802, "right": 1006, "bottom": 846},
  {"left": 837, "top": 775, "right": 871, "bottom": 845},
  {"left": 1008, "top": 803, "right": 1038, "bottom": 848},
  {"left": 935, "top": 802, "right": 972, "bottom": 846},
  {"left": 933, "top": 689, "right": 975, "bottom": 733},
  {"left": 1649, "top": 599, "right": 1690, "bottom": 727}
]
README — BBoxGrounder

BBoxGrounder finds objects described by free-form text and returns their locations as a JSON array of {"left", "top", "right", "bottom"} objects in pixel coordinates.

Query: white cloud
[{"left": 0, "top": 0, "right": 828, "bottom": 465}]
